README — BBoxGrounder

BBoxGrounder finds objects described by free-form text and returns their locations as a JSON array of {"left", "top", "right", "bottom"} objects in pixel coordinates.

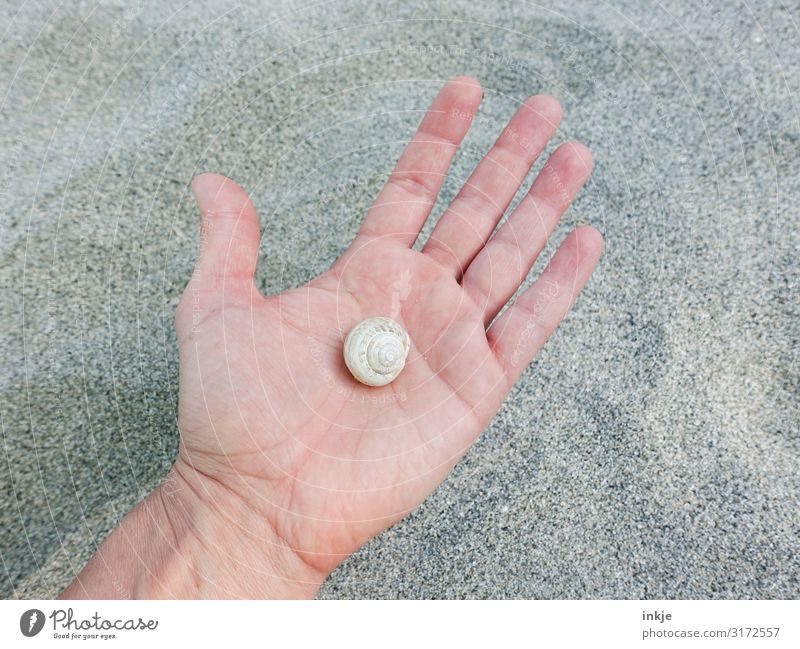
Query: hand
[{"left": 62, "top": 77, "right": 602, "bottom": 599}]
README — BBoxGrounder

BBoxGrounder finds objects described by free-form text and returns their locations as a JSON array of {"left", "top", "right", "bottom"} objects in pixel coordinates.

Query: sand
[{"left": 1, "top": 0, "right": 798, "bottom": 598}]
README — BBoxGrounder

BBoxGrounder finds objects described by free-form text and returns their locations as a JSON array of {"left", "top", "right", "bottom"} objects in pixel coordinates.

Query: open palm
[{"left": 174, "top": 77, "right": 602, "bottom": 578}]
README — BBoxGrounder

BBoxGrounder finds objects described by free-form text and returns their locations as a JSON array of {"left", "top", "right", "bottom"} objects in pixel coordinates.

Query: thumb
[{"left": 189, "top": 172, "right": 261, "bottom": 287}]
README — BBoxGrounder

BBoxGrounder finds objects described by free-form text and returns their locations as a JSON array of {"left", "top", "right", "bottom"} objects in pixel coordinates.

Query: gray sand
[{"left": 1, "top": 0, "right": 798, "bottom": 599}]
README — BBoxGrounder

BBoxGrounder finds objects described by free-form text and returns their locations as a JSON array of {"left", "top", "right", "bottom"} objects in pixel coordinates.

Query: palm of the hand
[
  {"left": 176, "top": 77, "right": 601, "bottom": 574},
  {"left": 178, "top": 237, "right": 506, "bottom": 567}
]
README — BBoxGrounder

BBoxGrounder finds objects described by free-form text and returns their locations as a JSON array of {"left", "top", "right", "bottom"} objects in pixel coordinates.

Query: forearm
[{"left": 59, "top": 462, "right": 325, "bottom": 599}]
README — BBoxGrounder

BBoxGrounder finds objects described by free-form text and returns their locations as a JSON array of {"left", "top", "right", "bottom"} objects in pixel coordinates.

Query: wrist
[
  {"left": 61, "top": 460, "right": 325, "bottom": 599},
  {"left": 149, "top": 460, "right": 326, "bottom": 598}
]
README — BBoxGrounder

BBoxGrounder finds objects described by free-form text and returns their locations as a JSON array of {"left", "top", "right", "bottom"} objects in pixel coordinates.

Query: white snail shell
[{"left": 343, "top": 317, "right": 410, "bottom": 387}]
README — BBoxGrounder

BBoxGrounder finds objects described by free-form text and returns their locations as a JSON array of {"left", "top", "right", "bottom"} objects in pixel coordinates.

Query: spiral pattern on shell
[{"left": 343, "top": 317, "right": 410, "bottom": 387}]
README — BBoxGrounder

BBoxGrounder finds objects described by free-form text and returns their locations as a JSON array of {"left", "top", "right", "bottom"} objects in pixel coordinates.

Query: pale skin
[{"left": 61, "top": 77, "right": 602, "bottom": 599}]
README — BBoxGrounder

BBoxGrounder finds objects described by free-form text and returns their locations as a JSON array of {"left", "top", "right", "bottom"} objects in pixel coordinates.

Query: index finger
[{"left": 356, "top": 77, "right": 484, "bottom": 246}]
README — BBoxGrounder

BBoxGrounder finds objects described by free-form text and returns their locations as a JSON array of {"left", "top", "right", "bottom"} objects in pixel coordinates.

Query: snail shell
[{"left": 343, "top": 317, "right": 410, "bottom": 387}]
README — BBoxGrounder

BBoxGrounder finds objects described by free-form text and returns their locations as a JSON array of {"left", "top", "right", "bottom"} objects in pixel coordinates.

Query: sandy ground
[{"left": 1, "top": 0, "right": 798, "bottom": 599}]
